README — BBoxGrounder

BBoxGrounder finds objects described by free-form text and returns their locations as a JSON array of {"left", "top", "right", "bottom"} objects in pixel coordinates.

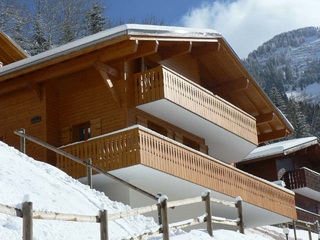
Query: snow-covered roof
[
  {"left": 0, "top": 24, "right": 220, "bottom": 78},
  {"left": 244, "top": 137, "right": 318, "bottom": 161}
]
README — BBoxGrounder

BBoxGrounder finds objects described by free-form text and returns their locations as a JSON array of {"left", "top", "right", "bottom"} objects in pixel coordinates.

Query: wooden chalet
[
  {"left": 0, "top": 25, "right": 296, "bottom": 228},
  {"left": 238, "top": 137, "right": 320, "bottom": 223}
]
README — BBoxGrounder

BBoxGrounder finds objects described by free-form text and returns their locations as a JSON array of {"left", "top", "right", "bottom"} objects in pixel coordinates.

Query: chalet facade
[
  {"left": 0, "top": 25, "right": 296, "bottom": 228},
  {"left": 238, "top": 137, "right": 320, "bottom": 223}
]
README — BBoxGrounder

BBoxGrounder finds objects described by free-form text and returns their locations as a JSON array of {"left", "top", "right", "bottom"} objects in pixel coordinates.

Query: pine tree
[
  {"left": 84, "top": 0, "right": 108, "bottom": 36},
  {"left": 30, "top": 1, "right": 50, "bottom": 55},
  {"left": 286, "top": 98, "right": 311, "bottom": 139}
]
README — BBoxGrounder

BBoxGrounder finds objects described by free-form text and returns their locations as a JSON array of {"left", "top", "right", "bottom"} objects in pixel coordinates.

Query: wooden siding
[
  {"left": 237, "top": 160, "right": 278, "bottom": 182},
  {"left": 57, "top": 126, "right": 296, "bottom": 220},
  {"left": 134, "top": 65, "right": 257, "bottom": 145},
  {"left": 58, "top": 68, "right": 127, "bottom": 144},
  {"left": 44, "top": 80, "right": 60, "bottom": 165},
  {"left": 0, "top": 88, "right": 46, "bottom": 161}
]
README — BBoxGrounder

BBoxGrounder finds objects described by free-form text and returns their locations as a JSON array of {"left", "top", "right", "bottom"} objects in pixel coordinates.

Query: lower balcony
[
  {"left": 282, "top": 167, "right": 320, "bottom": 201},
  {"left": 296, "top": 208, "right": 320, "bottom": 223},
  {"left": 57, "top": 125, "right": 296, "bottom": 227},
  {"left": 134, "top": 66, "right": 258, "bottom": 163}
]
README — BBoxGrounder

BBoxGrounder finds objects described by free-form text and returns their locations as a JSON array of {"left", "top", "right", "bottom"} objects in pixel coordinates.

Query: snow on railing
[{"left": 0, "top": 190, "right": 244, "bottom": 240}]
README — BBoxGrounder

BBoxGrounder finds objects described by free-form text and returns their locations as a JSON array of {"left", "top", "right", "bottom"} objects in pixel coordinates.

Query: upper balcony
[
  {"left": 282, "top": 167, "right": 320, "bottom": 201},
  {"left": 57, "top": 125, "right": 296, "bottom": 226},
  {"left": 133, "top": 66, "right": 258, "bottom": 163}
]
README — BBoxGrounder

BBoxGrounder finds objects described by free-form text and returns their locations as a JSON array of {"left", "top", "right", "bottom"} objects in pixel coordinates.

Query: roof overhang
[{"left": 243, "top": 137, "right": 319, "bottom": 162}]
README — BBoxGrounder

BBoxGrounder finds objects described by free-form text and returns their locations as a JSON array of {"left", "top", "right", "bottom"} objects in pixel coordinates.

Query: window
[
  {"left": 72, "top": 122, "right": 91, "bottom": 142},
  {"left": 183, "top": 136, "right": 200, "bottom": 151}
]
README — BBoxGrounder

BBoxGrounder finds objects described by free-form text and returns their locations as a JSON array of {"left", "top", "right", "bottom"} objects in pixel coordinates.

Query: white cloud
[{"left": 181, "top": 0, "right": 320, "bottom": 58}]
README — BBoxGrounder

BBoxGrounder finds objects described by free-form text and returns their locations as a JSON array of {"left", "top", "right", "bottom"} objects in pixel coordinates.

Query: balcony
[
  {"left": 282, "top": 167, "right": 320, "bottom": 201},
  {"left": 134, "top": 66, "right": 258, "bottom": 163},
  {"left": 57, "top": 125, "right": 296, "bottom": 224}
]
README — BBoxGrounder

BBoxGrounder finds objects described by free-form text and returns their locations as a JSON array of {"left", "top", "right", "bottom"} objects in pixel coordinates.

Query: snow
[
  {"left": 0, "top": 140, "right": 319, "bottom": 239},
  {"left": 244, "top": 136, "right": 318, "bottom": 161}
]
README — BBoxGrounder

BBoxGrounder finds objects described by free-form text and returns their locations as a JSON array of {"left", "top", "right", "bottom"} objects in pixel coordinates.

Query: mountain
[{"left": 243, "top": 26, "right": 320, "bottom": 97}]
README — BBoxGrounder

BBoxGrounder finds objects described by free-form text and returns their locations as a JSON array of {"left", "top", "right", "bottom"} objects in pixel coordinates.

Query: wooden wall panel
[
  {"left": 59, "top": 68, "right": 127, "bottom": 143},
  {"left": 0, "top": 88, "right": 46, "bottom": 161},
  {"left": 160, "top": 54, "right": 200, "bottom": 84},
  {"left": 237, "top": 159, "right": 278, "bottom": 181},
  {"left": 44, "top": 79, "right": 60, "bottom": 165}
]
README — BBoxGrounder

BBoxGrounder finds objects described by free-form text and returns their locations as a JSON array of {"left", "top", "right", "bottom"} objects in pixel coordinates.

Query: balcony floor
[
  {"left": 293, "top": 187, "right": 320, "bottom": 202},
  {"left": 137, "top": 99, "right": 256, "bottom": 163},
  {"left": 80, "top": 164, "right": 292, "bottom": 228}
]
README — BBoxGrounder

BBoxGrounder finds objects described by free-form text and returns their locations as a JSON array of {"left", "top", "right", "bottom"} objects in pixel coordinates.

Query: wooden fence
[{"left": 0, "top": 191, "right": 244, "bottom": 240}]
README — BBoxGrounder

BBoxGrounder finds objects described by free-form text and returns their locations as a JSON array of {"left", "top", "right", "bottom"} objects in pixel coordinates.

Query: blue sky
[{"left": 103, "top": 0, "right": 320, "bottom": 58}]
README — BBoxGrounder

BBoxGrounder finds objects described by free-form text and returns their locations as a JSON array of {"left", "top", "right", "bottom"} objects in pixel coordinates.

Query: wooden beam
[
  {"left": 255, "top": 112, "right": 274, "bottom": 125},
  {"left": 159, "top": 41, "right": 192, "bottom": 60},
  {"left": 0, "top": 40, "right": 139, "bottom": 96},
  {"left": 124, "top": 40, "right": 159, "bottom": 61},
  {"left": 191, "top": 42, "right": 220, "bottom": 58},
  {"left": 258, "top": 129, "right": 287, "bottom": 143},
  {"left": 98, "top": 69, "right": 121, "bottom": 108},
  {"left": 93, "top": 61, "right": 119, "bottom": 79},
  {"left": 212, "top": 78, "right": 249, "bottom": 96}
]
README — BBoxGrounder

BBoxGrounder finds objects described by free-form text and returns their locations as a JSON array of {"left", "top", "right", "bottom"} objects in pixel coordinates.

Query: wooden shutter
[{"left": 90, "top": 118, "right": 101, "bottom": 137}]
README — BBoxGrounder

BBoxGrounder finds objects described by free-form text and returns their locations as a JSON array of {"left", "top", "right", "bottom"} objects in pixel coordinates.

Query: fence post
[
  {"left": 87, "top": 158, "right": 93, "bottom": 188},
  {"left": 202, "top": 190, "right": 213, "bottom": 236},
  {"left": 100, "top": 209, "right": 108, "bottom": 240},
  {"left": 22, "top": 201, "right": 33, "bottom": 240},
  {"left": 157, "top": 193, "right": 163, "bottom": 225},
  {"left": 316, "top": 220, "right": 320, "bottom": 240},
  {"left": 293, "top": 220, "right": 297, "bottom": 240},
  {"left": 19, "top": 128, "right": 26, "bottom": 154},
  {"left": 235, "top": 196, "right": 244, "bottom": 234},
  {"left": 307, "top": 223, "right": 312, "bottom": 240},
  {"left": 159, "top": 195, "right": 169, "bottom": 240}
]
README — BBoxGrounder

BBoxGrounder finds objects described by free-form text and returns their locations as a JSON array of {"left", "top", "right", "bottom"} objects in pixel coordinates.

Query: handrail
[{"left": 13, "top": 130, "right": 158, "bottom": 201}]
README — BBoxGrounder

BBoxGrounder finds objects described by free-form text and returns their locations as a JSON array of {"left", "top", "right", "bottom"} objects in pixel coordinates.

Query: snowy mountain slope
[
  {"left": 244, "top": 27, "right": 320, "bottom": 97},
  {"left": 0, "top": 140, "right": 318, "bottom": 239}
]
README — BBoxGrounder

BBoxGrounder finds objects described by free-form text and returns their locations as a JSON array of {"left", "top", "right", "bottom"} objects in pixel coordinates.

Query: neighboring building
[
  {"left": 238, "top": 137, "right": 320, "bottom": 223},
  {"left": 0, "top": 25, "right": 296, "bottom": 228}
]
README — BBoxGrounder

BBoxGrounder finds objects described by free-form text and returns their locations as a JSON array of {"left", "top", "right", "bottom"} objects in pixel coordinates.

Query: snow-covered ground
[{"left": 0, "top": 140, "right": 318, "bottom": 239}]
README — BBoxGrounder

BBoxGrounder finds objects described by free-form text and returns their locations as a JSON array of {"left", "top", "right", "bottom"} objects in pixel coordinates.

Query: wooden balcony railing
[
  {"left": 57, "top": 126, "right": 296, "bottom": 219},
  {"left": 282, "top": 167, "right": 320, "bottom": 192},
  {"left": 134, "top": 66, "right": 258, "bottom": 145},
  {"left": 296, "top": 208, "right": 320, "bottom": 223}
]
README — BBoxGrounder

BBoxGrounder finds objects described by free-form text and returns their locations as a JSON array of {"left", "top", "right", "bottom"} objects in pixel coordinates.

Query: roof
[
  {"left": 0, "top": 24, "right": 220, "bottom": 78},
  {"left": 0, "top": 24, "right": 293, "bottom": 142},
  {"left": 244, "top": 137, "right": 319, "bottom": 161},
  {"left": 0, "top": 32, "right": 29, "bottom": 65}
]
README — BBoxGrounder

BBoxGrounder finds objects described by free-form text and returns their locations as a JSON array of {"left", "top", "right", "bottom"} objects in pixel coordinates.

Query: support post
[
  {"left": 22, "top": 201, "right": 33, "bottom": 240},
  {"left": 159, "top": 195, "right": 169, "bottom": 240},
  {"left": 202, "top": 190, "right": 213, "bottom": 236},
  {"left": 293, "top": 220, "right": 297, "bottom": 240},
  {"left": 307, "top": 224, "right": 312, "bottom": 240},
  {"left": 87, "top": 158, "right": 93, "bottom": 188},
  {"left": 235, "top": 196, "right": 244, "bottom": 234},
  {"left": 316, "top": 220, "right": 320, "bottom": 240},
  {"left": 19, "top": 128, "right": 26, "bottom": 153},
  {"left": 100, "top": 209, "right": 108, "bottom": 240}
]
